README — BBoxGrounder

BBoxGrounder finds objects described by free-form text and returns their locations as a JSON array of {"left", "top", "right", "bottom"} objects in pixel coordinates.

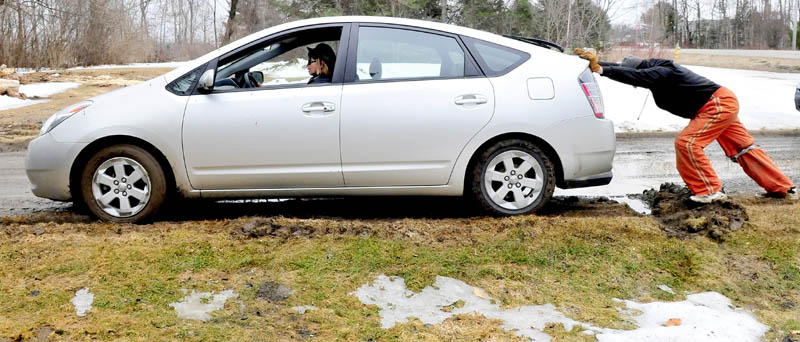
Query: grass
[{"left": 1, "top": 199, "right": 798, "bottom": 341}]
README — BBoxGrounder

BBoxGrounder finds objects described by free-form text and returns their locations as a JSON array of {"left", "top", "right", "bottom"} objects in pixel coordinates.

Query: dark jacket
[
  {"left": 600, "top": 59, "right": 721, "bottom": 119},
  {"left": 308, "top": 75, "right": 332, "bottom": 84}
]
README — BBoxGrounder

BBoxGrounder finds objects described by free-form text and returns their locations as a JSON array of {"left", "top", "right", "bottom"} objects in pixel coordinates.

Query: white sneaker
[
  {"left": 690, "top": 191, "right": 727, "bottom": 204},
  {"left": 788, "top": 187, "right": 798, "bottom": 200}
]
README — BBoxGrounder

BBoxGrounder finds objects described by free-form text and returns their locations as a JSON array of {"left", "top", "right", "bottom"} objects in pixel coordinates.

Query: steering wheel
[
  {"left": 243, "top": 72, "right": 256, "bottom": 88},
  {"left": 233, "top": 72, "right": 253, "bottom": 88}
]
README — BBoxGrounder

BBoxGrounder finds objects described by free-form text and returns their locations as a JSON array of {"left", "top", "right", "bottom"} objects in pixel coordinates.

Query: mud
[
  {"left": 232, "top": 217, "right": 322, "bottom": 239},
  {"left": 256, "top": 281, "right": 293, "bottom": 303},
  {"left": 637, "top": 183, "right": 749, "bottom": 240}
]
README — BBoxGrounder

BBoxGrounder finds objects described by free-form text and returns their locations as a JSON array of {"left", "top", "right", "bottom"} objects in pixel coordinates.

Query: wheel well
[
  {"left": 69, "top": 136, "right": 177, "bottom": 201},
  {"left": 463, "top": 133, "right": 564, "bottom": 194}
]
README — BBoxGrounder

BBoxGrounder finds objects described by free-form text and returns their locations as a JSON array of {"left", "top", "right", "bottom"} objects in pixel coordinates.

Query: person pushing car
[{"left": 575, "top": 49, "right": 797, "bottom": 203}]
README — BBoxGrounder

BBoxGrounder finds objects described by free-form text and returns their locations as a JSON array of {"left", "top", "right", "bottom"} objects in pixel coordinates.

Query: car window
[
  {"left": 462, "top": 37, "right": 529, "bottom": 76},
  {"left": 354, "top": 27, "right": 465, "bottom": 81},
  {"left": 213, "top": 26, "right": 342, "bottom": 91},
  {"left": 166, "top": 63, "right": 207, "bottom": 96}
]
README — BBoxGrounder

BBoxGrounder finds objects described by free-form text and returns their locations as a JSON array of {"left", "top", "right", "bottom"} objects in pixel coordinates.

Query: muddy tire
[
  {"left": 470, "top": 139, "right": 556, "bottom": 215},
  {"left": 79, "top": 144, "right": 167, "bottom": 223}
]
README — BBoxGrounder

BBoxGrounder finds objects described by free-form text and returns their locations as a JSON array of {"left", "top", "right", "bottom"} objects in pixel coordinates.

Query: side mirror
[
  {"left": 197, "top": 69, "right": 215, "bottom": 93},
  {"left": 250, "top": 71, "right": 264, "bottom": 85}
]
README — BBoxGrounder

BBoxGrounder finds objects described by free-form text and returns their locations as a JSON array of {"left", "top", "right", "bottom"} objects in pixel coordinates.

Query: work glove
[{"left": 573, "top": 48, "right": 601, "bottom": 73}]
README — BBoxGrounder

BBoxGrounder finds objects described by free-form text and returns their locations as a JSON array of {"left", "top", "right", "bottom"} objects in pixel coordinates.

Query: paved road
[
  {"left": 556, "top": 132, "right": 800, "bottom": 197},
  {"left": 2, "top": 133, "right": 799, "bottom": 217},
  {"left": 0, "top": 151, "right": 72, "bottom": 216}
]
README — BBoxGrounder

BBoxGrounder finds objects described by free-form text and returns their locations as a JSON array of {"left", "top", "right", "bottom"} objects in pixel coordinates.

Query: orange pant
[{"left": 675, "top": 87, "right": 795, "bottom": 196}]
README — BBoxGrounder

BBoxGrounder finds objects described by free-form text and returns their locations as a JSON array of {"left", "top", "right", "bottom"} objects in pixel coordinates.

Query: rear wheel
[
  {"left": 79, "top": 145, "right": 167, "bottom": 223},
  {"left": 471, "top": 139, "right": 556, "bottom": 215}
]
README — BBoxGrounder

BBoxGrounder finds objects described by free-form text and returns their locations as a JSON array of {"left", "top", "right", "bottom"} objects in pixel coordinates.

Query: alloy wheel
[
  {"left": 483, "top": 150, "right": 545, "bottom": 210},
  {"left": 91, "top": 157, "right": 151, "bottom": 217}
]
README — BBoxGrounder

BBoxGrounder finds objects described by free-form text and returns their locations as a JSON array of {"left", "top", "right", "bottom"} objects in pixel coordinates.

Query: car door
[
  {"left": 339, "top": 25, "right": 495, "bottom": 186},
  {"left": 182, "top": 24, "right": 349, "bottom": 190}
]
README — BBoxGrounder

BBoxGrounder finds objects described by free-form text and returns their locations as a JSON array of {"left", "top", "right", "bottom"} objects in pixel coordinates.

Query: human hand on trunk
[{"left": 573, "top": 48, "right": 602, "bottom": 74}]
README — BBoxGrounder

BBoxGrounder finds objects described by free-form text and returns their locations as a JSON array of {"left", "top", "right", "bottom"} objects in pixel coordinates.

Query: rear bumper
[
  {"left": 25, "top": 134, "right": 86, "bottom": 201},
  {"left": 544, "top": 116, "right": 615, "bottom": 186},
  {"left": 559, "top": 171, "right": 613, "bottom": 189}
]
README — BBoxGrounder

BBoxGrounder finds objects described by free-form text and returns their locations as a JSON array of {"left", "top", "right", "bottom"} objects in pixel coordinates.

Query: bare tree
[{"left": 223, "top": 0, "right": 239, "bottom": 44}]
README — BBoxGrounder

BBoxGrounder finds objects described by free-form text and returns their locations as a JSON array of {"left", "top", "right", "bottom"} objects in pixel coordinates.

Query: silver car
[{"left": 26, "top": 16, "right": 615, "bottom": 222}]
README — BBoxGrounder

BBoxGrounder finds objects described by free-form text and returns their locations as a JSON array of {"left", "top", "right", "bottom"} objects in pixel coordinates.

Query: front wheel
[
  {"left": 79, "top": 144, "right": 167, "bottom": 223},
  {"left": 471, "top": 139, "right": 556, "bottom": 215}
]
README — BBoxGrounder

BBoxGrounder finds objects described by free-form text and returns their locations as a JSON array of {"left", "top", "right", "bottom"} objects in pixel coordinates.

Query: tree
[
  {"left": 222, "top": 0, "right": 239, "bottom": 44},
  {"left": 641, "top": 1, "right": 677, "bottom": 44}
]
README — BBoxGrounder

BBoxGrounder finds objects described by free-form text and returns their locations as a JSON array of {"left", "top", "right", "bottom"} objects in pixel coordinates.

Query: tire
[
  {"left": 470, "top": 139, "right": 556, "bottom": 215},
  {"left": 79, "top": 144, "right": 167, "bottom": 223}
]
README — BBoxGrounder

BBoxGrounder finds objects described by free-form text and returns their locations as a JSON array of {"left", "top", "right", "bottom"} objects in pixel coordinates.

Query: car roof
[{"left": 164, "top": 16, "right": 544, "bottom": 82}]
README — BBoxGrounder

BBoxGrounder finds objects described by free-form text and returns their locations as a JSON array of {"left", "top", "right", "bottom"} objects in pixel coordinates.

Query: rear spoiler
[{"left": 502, "top": 35, "right": 564, "bottom": 52}]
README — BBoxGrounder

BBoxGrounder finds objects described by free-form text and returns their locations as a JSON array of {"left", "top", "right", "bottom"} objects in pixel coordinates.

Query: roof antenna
[{"left": 637, "top": 91, "right": 650, "bottom": 121}]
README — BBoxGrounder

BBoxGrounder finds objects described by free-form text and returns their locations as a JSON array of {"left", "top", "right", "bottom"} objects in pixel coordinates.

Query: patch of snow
[
  {"left": 356, "top": 63, "right": 440, "bottom": 80},
  {"left": 611, "top": 196, "right": 651, "bottom": 215},
  {"left": 597, "top": 292, "right": 768, "bottom": 342},
  {"left": 352, "top": 275, "right": 605, "bottom": 341},
  {"left": 601, "top": 65, "right": 800, "bottom": 132},
  {"left": 70, "top": 288, "right": 94, "bottom": 317},
  {"left": 1, "top": 82, "right": 79, "bottom": 111},
  {"left": 19, "top": 82, "right": 79, "bottom": 98},
  {"left": 264, "top": 78, "right": 290, "bottom": 86},
  {"left": 292, "top": 305, "right": 318, "bottom": 314},
  {"left": 169, "top": 289, "right": 238, "bottom": 321},
  {"left": 247, "top": 61, "right": 444, "bottom": 85},
  {"left": 354, "top": 275, "right": 768, "bottom": 342},
  {"left": 657, "top": 284, "right": 676, "bottom": 295},
  {"left": 254, "top": 59, "right": 310, "bottom": 79},
  {"left": 0, "top": 96, "right": 48, "bottom": 111}
]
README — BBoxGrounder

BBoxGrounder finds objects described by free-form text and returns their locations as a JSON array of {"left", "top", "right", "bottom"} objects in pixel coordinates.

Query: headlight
[{"left": 40, "top": 100, "right": 93, "bottom": 135}]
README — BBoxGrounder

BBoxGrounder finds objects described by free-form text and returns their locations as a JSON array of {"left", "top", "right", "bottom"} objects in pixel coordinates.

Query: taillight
[{"left": 579, "top": 69, "right": 605, "bottom": 119}]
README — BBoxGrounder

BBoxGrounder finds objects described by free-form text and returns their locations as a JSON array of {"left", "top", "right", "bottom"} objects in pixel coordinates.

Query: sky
[{"left": 608, "top": 0, "right": 649, "bottom": 25}]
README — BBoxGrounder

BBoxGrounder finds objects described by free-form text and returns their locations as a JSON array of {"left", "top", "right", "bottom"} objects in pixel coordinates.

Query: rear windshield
[{"left": 462, "top": 37, "right": 529, "bottom": 77}]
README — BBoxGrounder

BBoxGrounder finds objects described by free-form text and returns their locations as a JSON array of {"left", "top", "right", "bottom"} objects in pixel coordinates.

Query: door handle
[
  {"left": 455, "top": 95, "right": 488, "bottom": 105},
  {"left": 302, "top": 102, "right": 336, "bottom": 113}
]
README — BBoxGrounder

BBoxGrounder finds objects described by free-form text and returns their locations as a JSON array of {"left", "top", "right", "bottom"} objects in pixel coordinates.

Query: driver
[{"left": 307, "top": 43, "right": 336, "bottom": 84}]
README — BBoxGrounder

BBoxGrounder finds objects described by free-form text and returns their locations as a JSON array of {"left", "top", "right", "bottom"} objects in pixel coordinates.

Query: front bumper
[{"left": 25, "top": 134, "right": 87, "bottom": 201}]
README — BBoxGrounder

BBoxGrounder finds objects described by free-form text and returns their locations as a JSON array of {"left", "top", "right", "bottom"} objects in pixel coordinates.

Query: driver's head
[{"left": 307, "top": 43, "right": 336, "bottom": 76}]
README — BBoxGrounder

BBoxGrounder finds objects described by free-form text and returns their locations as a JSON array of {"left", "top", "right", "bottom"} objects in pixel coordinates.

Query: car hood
[{"left": 84, "top": 77, "right": 167, "bottom": 105}]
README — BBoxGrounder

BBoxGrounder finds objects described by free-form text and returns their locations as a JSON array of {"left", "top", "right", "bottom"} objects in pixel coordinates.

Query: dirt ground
[
  {"left": 601, "top": 47, "right": 800, "bottom": 73},
  {"left": 676, "top": 52, "right": 800, "bottom": 73},
  {"left": 0, "top": 186, "right": 784, "bottom": 243},
  {"left": 635, "top": 183, "right": 749, "bottom": 241}
]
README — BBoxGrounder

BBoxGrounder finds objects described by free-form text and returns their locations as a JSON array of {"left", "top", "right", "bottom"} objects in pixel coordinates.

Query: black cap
[{"left": 307, "top": 43, "right": 336, "bottom": 71}]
